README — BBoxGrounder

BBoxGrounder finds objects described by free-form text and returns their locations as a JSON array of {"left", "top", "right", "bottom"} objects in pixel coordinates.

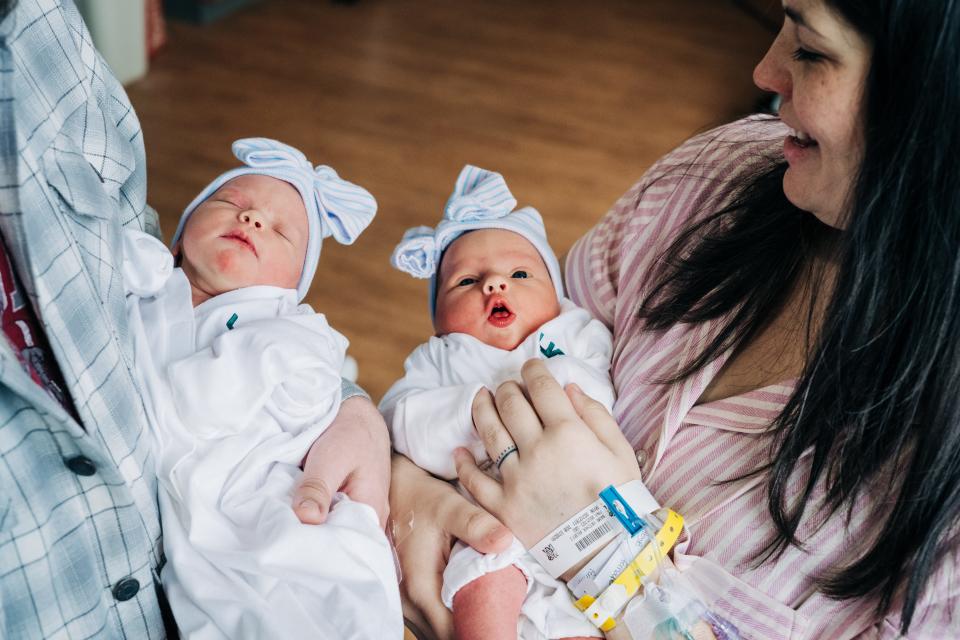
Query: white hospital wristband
[{"left": 527, "top": 479, "right": 660, "bottom": 579}]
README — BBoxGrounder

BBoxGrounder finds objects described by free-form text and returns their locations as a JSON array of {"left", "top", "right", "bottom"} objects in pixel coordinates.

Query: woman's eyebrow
[{"left": 784, "top": 6, "right": 824, "bottom": 38}]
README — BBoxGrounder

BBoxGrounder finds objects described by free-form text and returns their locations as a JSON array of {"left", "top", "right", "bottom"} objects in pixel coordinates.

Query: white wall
[{"left": 74, "top": 0, "right": 148, "bottom": 85}]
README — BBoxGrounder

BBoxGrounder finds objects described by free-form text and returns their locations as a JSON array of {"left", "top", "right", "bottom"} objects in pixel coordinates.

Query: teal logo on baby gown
[{"left": 538, "top": 332, "right": 565, "bottom": 358}]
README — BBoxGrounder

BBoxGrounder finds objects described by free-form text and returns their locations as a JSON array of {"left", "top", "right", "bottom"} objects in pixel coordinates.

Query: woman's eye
[
  {"left": 458, "top": 277, "right": 477, "bottom": 286},
  {"left": 791, "top": 47, "right": 824, "bottom": 63},
  {"left": 511, "top": 270, "right": 528, "bottom": 279}
]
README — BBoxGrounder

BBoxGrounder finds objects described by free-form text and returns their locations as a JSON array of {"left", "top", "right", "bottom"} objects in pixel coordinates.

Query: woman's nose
[
  {"left": 752, "top": 30, "right": 791, "bottom": 99},
  {"left": 483, "top": 274, "right": 508, "bottom": 294},
  {"left": 238, "top": 209, "right": 264, "bottom": 229}
]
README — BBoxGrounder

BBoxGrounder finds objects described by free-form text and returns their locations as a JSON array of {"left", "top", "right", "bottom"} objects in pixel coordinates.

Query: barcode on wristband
[{"left": 575, "top": 520, "right": 615, "bottom": 552}]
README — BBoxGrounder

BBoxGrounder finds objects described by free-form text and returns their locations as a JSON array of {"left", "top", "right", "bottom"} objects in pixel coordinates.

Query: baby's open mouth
[{"left": 487, "top": 298, "right": 515, "bottom": 328}]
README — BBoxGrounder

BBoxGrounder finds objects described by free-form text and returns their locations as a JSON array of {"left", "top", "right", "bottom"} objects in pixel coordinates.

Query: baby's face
[
  {"left": 435, "top": 229, "right": 560, "bottom": 351},
  {"left": 177, "top": 174, "right": 309, "bottom": 303}
]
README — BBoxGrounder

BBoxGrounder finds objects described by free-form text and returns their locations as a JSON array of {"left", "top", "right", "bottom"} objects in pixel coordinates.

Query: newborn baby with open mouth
[{"left": 380, "top": 165, "right": 619, "bottom": 640}]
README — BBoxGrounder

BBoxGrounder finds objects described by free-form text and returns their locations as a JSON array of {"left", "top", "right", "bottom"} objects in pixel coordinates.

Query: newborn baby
[
  {"left": 124, "top": 138, "right": 402, "bottom": 639},
  {"left": 381, "top": 165, "right": 615, "bottom": 640}
]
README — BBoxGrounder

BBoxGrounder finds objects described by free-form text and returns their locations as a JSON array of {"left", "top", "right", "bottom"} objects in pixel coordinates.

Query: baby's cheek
[
  {"left": 263, "top": 262, "right": 301, "bottom": 289},
  {"left": 435, "top": 303, "right": 476, "bottom": 337}
]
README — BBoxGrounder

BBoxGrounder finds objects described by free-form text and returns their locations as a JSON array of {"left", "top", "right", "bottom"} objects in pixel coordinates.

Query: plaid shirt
[
  {"left": 0, "top": 4, "right": 370, "bottom": 637},
  {"left": 0, "top": 1, "right": 167, "bottom": 637}
]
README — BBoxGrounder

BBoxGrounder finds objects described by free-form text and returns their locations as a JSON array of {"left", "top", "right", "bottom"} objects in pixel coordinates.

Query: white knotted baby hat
[
  {"left": 171, "top": 138, "right": 377, "bottom": 301},
  {"left": 391, "top": 164, "right": 563, "bottom": 315}
]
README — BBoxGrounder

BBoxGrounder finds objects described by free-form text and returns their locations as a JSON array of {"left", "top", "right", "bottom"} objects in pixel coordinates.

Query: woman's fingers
[
  {"left": 565, "top": 383, "right": 637, "bottom": 461},
  {"left": 389, "top": 457, "right": 454, "bottom": 640},
  {"left": 443, "top": 463, "right": 512, "bottom": 553},
  {"left": 399, "top": 481, "right": 511, "bottom": 640},
  {"left": 471, "top": 388, "right": 520, "bottom": 467},
  {"left": 520, "top": 359, "right": 579, "bottom": 429},
  {"left": 390, "top": 454, "right": 509, "bottom": 640},
  {"left": 454, "top": 448, "right": 511, "bottom": 528},
  {"left": 401, "top": 607, "right": 442, "bottom": 640},
  {"left": 491, "top": 380, "right": 544, "bottom": 450},
  {"left": 403, "top": 565, "right": 452, "bottom": 640},
  {"left": 453, "top": 360, "right": 647, "bottom": 547}
]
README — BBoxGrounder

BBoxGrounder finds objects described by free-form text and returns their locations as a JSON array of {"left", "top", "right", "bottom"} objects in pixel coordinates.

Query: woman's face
[{"left": 753, "top": 0, "right": 871, "bottom": 228}]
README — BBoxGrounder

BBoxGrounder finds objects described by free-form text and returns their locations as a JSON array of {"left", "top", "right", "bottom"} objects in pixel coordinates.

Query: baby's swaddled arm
[
  {"left": 167, "top": 318, "right": 344, "bottom": 443},
  {"left": 379, "top": 341, "right": 486, "bottom": 480},
  {"left": 543, "top": 355, "right": 615, "bottom": 414},
  {"left": 541, "top": 305, "right": 616, "bottom": 412},
  {"left": 120, "top": 228, "right": 175, "bottom": 298}
]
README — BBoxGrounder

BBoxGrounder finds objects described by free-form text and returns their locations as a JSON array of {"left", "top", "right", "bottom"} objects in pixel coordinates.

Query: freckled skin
[{"left": 752, "top": 0, "right": 871, "bottom": 227}]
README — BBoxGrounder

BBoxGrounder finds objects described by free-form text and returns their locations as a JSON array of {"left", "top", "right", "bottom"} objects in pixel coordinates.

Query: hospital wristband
[
  {"left": 527, "top": 479, "right": 660, "bottom": 579},
  {"left": 575, "top": 508, "right": 685, "bottom": 632},
  {"left": 567, "top": 527, "right": 653, "bottom": 601}
]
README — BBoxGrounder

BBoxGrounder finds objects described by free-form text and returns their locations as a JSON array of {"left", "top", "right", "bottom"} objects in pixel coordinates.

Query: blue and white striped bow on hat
[
  {"left": 171, "top": 137, "right": 377, "bottom": 301},
  {"left": 391, "top": 164, "right": 564, "bottom": 315}
]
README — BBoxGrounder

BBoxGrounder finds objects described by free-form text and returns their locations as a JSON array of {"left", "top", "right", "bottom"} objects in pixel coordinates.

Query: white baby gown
[
  {"left": 380, "top": 300, "right": 616, "bottom": 639},
  {"left": 122, "top": 230, "right": 402, "bottom": 639}
]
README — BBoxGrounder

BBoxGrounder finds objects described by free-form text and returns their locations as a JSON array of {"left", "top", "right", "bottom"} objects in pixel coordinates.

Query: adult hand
[
  {"left": 390, "top": 454, "right": 513, "bottom": 640},
  {"left": 455, "top": 359, "right": 642, "bottom": 549},
  {"left": 293, "top": 396, "right": 392, "bottom": 527}
]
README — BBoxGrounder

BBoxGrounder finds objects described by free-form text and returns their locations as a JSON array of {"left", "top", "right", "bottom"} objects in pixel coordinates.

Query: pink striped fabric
[{"left": 565, "top": 116, "right": 960, "bottom": 639}]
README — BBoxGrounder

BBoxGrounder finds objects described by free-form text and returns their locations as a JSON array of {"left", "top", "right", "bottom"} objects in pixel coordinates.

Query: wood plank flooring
[{"left": 126, "top": 0, "right": 775, "bottom": 400}]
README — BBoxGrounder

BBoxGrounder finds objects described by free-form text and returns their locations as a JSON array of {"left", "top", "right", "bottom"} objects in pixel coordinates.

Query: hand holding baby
[{"left": 457, "top": 359, "right": 642, "bottom": 560}]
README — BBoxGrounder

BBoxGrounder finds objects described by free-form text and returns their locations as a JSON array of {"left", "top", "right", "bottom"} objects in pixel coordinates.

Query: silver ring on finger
[{"left": 494, "top": 445, "right": 519, "bottom": 469}]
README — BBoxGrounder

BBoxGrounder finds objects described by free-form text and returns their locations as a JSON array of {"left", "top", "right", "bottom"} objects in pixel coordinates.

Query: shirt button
[
  {"left": 113, "top": 577, "right": 140, "bottom": 601},
  {"left": 64, "top": 455, "right": 97, "bottom": 476}
]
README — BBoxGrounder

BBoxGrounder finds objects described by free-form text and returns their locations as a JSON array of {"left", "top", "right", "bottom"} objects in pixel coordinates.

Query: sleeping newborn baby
[{"left": 123, "top": 138, "right": 402, "bottom": 639}]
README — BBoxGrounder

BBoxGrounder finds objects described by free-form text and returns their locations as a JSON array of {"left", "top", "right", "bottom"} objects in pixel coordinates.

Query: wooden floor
[{"left": 126, "top": 0, "right": 775, "bottom": 401}]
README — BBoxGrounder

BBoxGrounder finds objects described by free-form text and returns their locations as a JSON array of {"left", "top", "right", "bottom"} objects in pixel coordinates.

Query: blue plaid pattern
[
  {"left": 0, "top": 1, "right": 167, "bottom": 637},
  {"left": 0, "top": 4, "right": 370, "bottom": 637}
]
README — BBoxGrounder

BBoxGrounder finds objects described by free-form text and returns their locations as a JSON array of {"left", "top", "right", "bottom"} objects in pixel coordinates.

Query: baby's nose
[
  {"left": 239, "top": 210, "right": 263, "bottom": 229},
  {"left": 484, "top": 275, "right": 508, "bottom": 293}
]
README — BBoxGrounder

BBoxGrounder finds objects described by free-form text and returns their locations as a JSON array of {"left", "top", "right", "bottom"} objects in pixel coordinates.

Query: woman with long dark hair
[{"left": 392, "top": 0, "right": 960, "bottom": 637}]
